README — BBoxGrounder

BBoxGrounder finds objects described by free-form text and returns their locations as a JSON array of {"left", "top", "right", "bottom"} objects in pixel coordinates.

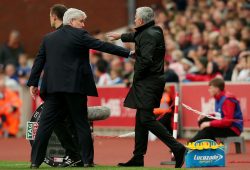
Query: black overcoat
[{"left": 121, "top": 21, "right": 166, "bottom": 109}]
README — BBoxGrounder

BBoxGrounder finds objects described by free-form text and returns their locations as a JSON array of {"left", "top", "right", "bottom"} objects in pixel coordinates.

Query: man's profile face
[
  {"left": 70, "top": 16, "right": 85, "bottom": 29},
  {"left": 208, "top": 85, "right": 219, "bottom": 97},
  {"left": 134, "top": 14, "right": 143, "bottom": 28},
  {"left": 49, "top": 12, "right": 56, "bottom": 29}
]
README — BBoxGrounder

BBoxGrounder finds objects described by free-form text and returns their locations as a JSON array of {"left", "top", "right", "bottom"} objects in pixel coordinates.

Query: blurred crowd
[
  {"left": 0, "top": 30, "right": 31, "bottom": 90},
  {"left": 155, "top": 0, "right": 250, "bottom": 82},
  {"left": 0, "top": 30, "right": 31, "bottom": 137},
  {"left": 84, "top": 0, "right": 250, "bottom": 86},
  {"left": 1, "top": 0, "right": 250, "bottom": 137}
]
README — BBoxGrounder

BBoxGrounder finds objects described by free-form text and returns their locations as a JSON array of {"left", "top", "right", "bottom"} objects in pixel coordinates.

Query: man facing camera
[
  {"left": 28, "top": 8, "right": 132, "bottom": 169},
  {"left": 190, "top": 78, "right": 243, "bottom": 142}
]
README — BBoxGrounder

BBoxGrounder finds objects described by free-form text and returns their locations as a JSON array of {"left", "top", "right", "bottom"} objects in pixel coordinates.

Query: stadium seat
[{"left": 217, "top": 136, "right": 246, "bottom": 154}]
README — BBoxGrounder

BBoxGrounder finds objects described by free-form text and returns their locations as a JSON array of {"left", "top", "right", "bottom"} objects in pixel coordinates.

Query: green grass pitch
[{"left": 0, "top": 161, "right": 195, "bottom": 170}]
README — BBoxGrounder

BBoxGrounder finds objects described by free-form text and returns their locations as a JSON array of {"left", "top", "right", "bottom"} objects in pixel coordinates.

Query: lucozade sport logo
[{"left": 194, "top": 154, "right": 223, "bottom": 162}]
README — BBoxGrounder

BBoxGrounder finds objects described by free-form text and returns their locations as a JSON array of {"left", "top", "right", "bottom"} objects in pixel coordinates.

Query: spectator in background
[
  {"left": 189, "top": 78, "right": 243, "bottom": 142},
  {"left": 4, "top": 63, "right": 18, "bottom": 83},
  {"left": 241, "top": 26, "right": 250, "bottom": 50},
  {"left": 185, "top": 57, "right": 208, "bottom": 81},
  {"left": 0, "top": 71, "right": 19, "bottom": 91},
  {"left": 110, "top": 69, "right": 123, "bottom": 85},
  {"left": 0, "top": 72, "right": 22, "bottom": 137},
  {"left": 216, "top": 55, "right": 232, "bottom": 80},
  {"left": 175, "top": 31, "right": 190, "bottom": 53},
  {"left": 17, "top": 53, "right": 31, "bottom": 86},
  {"left": 90, "top": 50, "right": 102, "bottom": 69},
  {"left": 123, "top": 59, "right": 134, "bottom": 87},
  {"left": 153, "top": 86, "right": 175, "bottom": 135},
  {"left": 241, "top": 2, "right": 250, "bottom": 26},
  {"left": 228, "top": 40, "right": 241, "bottom": 70},
  {"left": 164, "top": 60, "right": 179, "bottom": 83},
  {"left": 231, "top": 51, "right": 250, "bottom": 81},
  {"left": 0, "top": 30, "right": 25, "bottom": 68},
  {"left": 109, "top": 57, "right": 124, "bottom": 85},
  {"left": 169, "top": 50, "right": 185, "bottom": 81},
  {"left": 186, "top": 61, "right": 222, "bottom": 82},
  {"left": 95, "top": 59, "right": 111, "bottom": 86},
  {"left": 89, "top": 50, "right": 102, "bottom": 81},
  {"left": 110, "top": 57, "right": 123, "bottom": 74},
  {"left": 181, "top": 58, "right": 196, "bottom": 75}
]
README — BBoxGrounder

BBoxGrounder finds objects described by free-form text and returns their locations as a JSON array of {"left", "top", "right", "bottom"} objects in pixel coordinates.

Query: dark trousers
[
  {"left": 158, "top": 113, "right": 173, "bottom": 135},
  {"left": 31, "top": 93, "right": 93, "bottom": 166},
  {"left": 189, "top": 127, "right": 238, "bottom": 142},
  {"left": 53, "top": 115, "right": 80, "bottom": 160},
  {"left": 133, "top": 109, "right": 183, "bottom": 159},
  {"left": 189, "top": 117, "right": 238, "bottom": 142}
]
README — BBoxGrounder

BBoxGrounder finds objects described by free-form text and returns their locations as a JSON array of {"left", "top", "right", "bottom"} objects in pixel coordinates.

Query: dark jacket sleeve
[
  {"left": 121, "top": 33, "right": 135, "bottom": 42},
  {"left": 134, "top": 32, "right": 156, "bottom": 79},
  {"left": 79, "top": 31, "right": 130, "bottom": 58},
  {"left": 27, "top": 38, "right": 46, "bottom": 87}
]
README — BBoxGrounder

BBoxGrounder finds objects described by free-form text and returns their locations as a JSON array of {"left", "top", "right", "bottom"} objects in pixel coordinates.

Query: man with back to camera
[
  {"left": 108, "top": 7, "right": 186, "bottom": 168},
  {"left": 47, "top": 4, "right": 82, "bottom": 167},
  {"left": 28, "top": 8, "right": 133, "bottom": 169},
  {"left": 189, "top": 78, "right": 243, "bottom": 142}
]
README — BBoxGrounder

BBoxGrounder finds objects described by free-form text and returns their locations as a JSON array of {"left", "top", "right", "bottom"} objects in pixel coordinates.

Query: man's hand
[
  {"left": 30, "top": 86, "right": 38, "bottom": 100},
  {"left": 106, "top": 32, "right": 121, "bottom": 41},
  {"left": 129, "top": 51, "right": 136, "bottom": 59},
  {"left": 200, "top": 122, "right": 210, "bottom": 130},
  {"left": 197, "top": 115, "right": 205, "bottom": 121}
]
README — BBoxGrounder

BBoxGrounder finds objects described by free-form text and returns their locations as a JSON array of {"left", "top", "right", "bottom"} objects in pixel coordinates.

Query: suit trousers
[
  {"left": 31, "top": 93, "right": 93, "bottom": 166},
  {"left": 133, "top": 108, "right": 183, "bottom": 159},
  {"left": 53, "top": 114, "right": 80, "bottom": 160}
]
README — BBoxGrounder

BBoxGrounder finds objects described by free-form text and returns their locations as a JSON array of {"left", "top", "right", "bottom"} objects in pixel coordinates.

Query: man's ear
[
  {"left": 53, "top": 15, "right": 58, "bottom": 21},
  {"left": 69, "top": 20, "right": 74, "bottom": 26},
  {"left": 140, "top": 18, "right": 144, "bottom": 25},
  {"left": 50, "top": 13, "right": 57, "bottom": 21}
]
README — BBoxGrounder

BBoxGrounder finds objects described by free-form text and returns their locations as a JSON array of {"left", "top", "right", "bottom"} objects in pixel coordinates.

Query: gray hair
[
  {"left": 63, "top": 8, "right": 87, "bottom": 25},
  {"left": 136, "top": 7, "right": 154, "bottom": 24}
]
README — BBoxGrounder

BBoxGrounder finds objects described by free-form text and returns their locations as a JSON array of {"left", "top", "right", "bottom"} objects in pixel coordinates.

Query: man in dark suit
[
  {"left": 27, "top": 8, "right": 131, "bottom": 169},
  {"left": 47, "top": 4, "right": 82, "bottom": 166},
  {"left": 108, "top": 7, "right": 186, "bottom": 168}
]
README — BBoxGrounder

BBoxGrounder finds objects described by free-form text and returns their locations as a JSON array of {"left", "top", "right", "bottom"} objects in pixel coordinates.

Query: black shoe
[
  {"left": 83, "top": 163, "right": 94, "bottom": 167},
  {"left": 174, "top": 146, "right": 187, "bottom": 168},
  {"left": 58, "top": 156, "right": 82, "bottom": 167},
  {"left": 118, "top": 158, "right": 144, "bottom": 167},
  {"left": 30, "top": 164, "right": 39, "bottom": 169}
]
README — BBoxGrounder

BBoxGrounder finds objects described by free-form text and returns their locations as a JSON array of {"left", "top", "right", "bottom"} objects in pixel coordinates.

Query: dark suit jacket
[
  {"left": 27, "top": 25, "right": 130, "bottom": 98},
  {"left": 121, "top": 21, "right": 166, "bottom": 109}
]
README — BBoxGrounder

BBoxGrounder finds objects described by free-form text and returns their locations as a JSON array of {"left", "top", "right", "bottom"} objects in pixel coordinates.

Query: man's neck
[{"left": 55, "top": 21, "right": 63, "bottom": 29}]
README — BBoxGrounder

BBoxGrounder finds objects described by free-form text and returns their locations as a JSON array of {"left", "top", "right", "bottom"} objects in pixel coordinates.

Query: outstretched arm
[
  {"left": 78, "top": 30, "right": 131, "bottom": 58},
  {"left": 107, "top": 32, "right": 135, "bottom": 43}
]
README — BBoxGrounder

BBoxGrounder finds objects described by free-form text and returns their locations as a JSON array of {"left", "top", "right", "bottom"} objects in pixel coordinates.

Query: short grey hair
[
  {"left": 63, "top": 8, "right": 87, "bottom": 25},
  {"left": 136, "top": 7, "right": 154, "bottom": 23}
]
